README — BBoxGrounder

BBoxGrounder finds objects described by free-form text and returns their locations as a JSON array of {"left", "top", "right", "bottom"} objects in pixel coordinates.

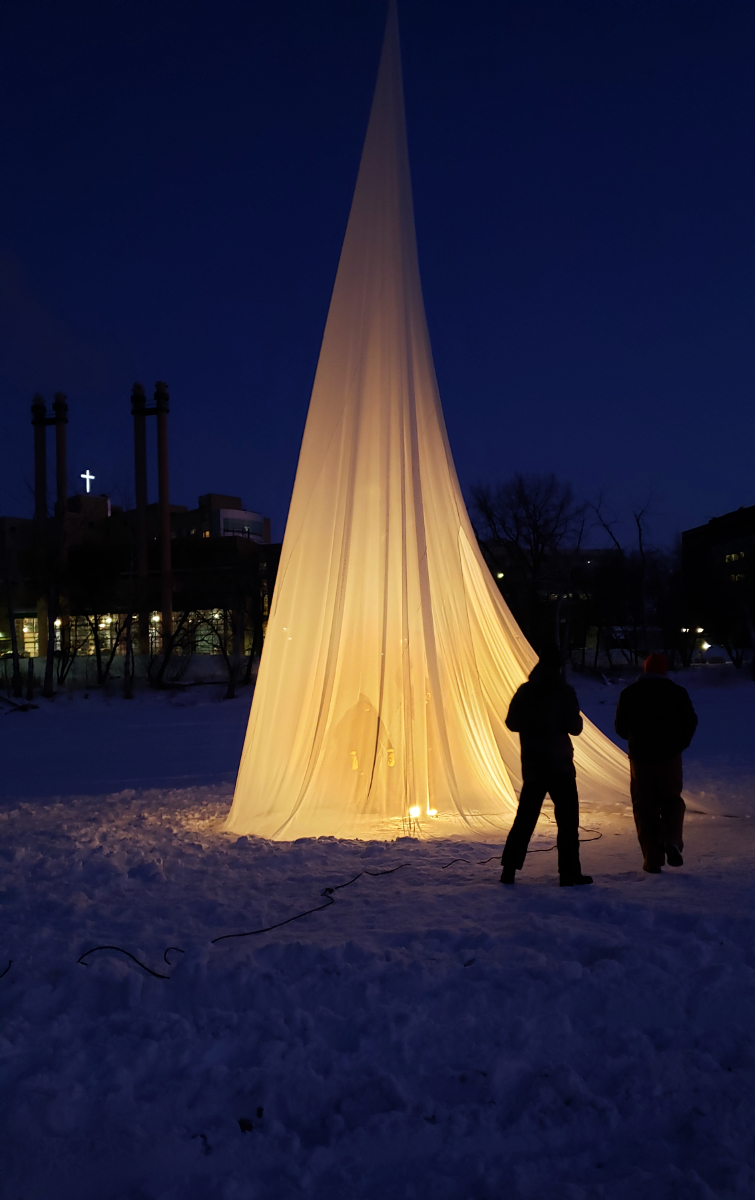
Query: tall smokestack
[
  {"left": 52, "top": 393, "right": 68, "bottom": 515},
  {"left": 131, "top": 383, "right": 149, "bottom": 655},
  {"left": 154, "top": 381, "right": 172, "bottom": 647},
  {"left": 31, "top": 395, "right": 47, "bottom": 521}
]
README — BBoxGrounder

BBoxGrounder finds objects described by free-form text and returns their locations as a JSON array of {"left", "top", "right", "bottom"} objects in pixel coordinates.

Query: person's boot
[
  {"left": 642, "top": 861, "right": 662, "bottom": 874},
  {"left": 665, "top": 844, "right": 684, "bottom": 867},
  {"left": 559, "top": 873, "right": 593, "bottom": 887},
  {"left": 500, "top": 867, "right": 516, "bottom": 884}
]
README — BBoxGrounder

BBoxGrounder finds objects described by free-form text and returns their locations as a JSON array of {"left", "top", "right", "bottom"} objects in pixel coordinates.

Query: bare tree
[
  {"left": 81, "top": 612, "right": 130, "bottom": 686},
  {"left": 55, "top": 612, "right": 91, "bottom": 686},
  {"left": 633, "top": 503, "right": 651, "bottom": 660},
  {"left": 148, "top": 610, "right": 197, "bottom": 688},
  {"left": 590, "top": 492, "right": 659, "bottom": 666},
  {"left": 196, "top": 609, "right": 242, "bottom": 699},
  {"left": 472, "top": 472, "right": 586, "bottom": 644},
  {"left": 591, "top": 490, "right": 624, "bottom": 552}
]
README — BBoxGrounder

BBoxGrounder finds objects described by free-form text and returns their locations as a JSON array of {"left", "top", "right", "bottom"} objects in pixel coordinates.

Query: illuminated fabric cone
[{"left": 226, "top": 3, "right": 627, "bottom": 839}]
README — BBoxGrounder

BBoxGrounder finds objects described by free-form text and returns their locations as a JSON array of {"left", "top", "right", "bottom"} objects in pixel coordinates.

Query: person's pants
[
  {"left": 629, "top": 755, "right": 685, "bottom": 870},
  {"left": 501, "top": 771, "right": 581, "bottom": 878}
]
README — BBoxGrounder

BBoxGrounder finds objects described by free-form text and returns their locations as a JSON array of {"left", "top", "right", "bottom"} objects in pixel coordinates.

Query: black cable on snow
[
  {"left": 211, "top": 863, "right": 408, "bottom": 944},
  {"left": 210, "top": 892, "right": 338, "bottom": 944},
  {"left": 77, "top": 945, "right": 170, "bottom": 979},
  {"left": 2, "top": 833, "right": 606, "bottom": 984},
  {"left": 579, "top": 826, "right": 602, "bottom": 842}
]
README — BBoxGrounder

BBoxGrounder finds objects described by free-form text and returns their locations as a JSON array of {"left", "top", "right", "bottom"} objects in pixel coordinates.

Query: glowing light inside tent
[{"left": 224, "top": 2, "right": 630, "bottom": 842}]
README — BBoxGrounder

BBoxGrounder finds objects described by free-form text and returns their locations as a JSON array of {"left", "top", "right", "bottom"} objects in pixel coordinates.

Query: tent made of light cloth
[{"left": 226, "top": 3, "right": 628, "bottom": 840}]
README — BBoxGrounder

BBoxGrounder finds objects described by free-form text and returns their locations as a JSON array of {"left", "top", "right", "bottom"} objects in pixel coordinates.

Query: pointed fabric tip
[{"left": 227, "top": 6, "right": 629, "bottom": 840}]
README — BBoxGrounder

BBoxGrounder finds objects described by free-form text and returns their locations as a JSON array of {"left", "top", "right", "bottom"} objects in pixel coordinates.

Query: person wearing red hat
[{"left": 615, "top": 653, "right": 698, "bottom": 873}]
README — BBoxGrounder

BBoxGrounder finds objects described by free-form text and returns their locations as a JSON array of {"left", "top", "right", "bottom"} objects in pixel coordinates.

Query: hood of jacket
[{"left": 528, "top": 662, "right": 563, "bottom": 686}]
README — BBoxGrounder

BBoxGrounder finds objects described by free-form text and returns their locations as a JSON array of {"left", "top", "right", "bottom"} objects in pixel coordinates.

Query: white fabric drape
[{"left": 226, "top": 4, "right": 628, "bottom": 840}]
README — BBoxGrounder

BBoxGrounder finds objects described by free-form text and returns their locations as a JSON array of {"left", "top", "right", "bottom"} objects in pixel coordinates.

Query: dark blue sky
[{"left": 1, "top": 0, "right": 753, "bottom": 547}]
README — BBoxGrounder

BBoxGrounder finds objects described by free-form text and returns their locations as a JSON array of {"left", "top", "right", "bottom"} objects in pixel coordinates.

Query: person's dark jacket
[
  {"left": 506, "top": 663, "right": 583, "bottom": 780},
  {"left": 615, "top": 675, "right": 697, "bottom": 764}
]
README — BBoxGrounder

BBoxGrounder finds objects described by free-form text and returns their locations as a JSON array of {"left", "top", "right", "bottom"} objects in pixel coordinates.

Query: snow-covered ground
[{"left": 1, "top": 669, "right": 754, "bottom": 1199}]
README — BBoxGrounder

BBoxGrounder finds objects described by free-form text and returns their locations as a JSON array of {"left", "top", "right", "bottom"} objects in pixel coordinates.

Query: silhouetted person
[
  {"left": 615, "top": 653, "right": 698, "bottom": 874},
  {"left": 501, "top": 645, "right": 592, "bottom": 887}
]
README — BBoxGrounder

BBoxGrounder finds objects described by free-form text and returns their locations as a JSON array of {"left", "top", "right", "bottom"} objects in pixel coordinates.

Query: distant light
[
  {"left": 105, "top": 616, "right": 112, "bottom": 625},
  {"left": 409, "top": 805, "right": 420, "bottom": 818},
  {"left": 54, "top": 618, "right": 62, "bottom": 628},
  {"left": 701, "top": 641, "right": 711, "bottom": 651},
  {"left": 81, "top": 469, "right": 95, "bottom": 493},
  {"left": 151, "top": 615, "right": 160, "bottom": 624},
  {"left": 496, "top": 572, "right": 504, "bottom": 579},
  {"left": 681, "top": 627, "right": 689, "bottom": 633},
  {"left": 695, "top": 627, "right": 704, "bottom": 634}
]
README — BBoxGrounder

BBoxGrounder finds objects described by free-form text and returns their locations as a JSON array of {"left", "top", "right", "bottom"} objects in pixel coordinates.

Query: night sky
[{"left": 1, "top": 0, "right": 753, "bottom": 547}]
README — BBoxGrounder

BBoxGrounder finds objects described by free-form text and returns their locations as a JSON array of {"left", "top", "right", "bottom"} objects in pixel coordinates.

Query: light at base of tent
[{"left": 409, "top": 806, "right": 420, "bottom": 818}]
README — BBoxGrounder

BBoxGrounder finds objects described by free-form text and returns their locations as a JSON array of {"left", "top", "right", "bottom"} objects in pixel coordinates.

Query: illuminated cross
[{"left": 81, "top": 470, "right": 95, "bottom": 493}]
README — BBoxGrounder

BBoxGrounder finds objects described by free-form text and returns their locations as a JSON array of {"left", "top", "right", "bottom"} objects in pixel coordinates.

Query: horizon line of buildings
[{"left": 1, "top": 388, "right": 753, "bottom": 668}]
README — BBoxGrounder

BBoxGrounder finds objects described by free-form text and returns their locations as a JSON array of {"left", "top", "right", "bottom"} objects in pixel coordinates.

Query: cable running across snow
[{"left": 5, "top": 837, "right": 604, "bottom": 984}]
